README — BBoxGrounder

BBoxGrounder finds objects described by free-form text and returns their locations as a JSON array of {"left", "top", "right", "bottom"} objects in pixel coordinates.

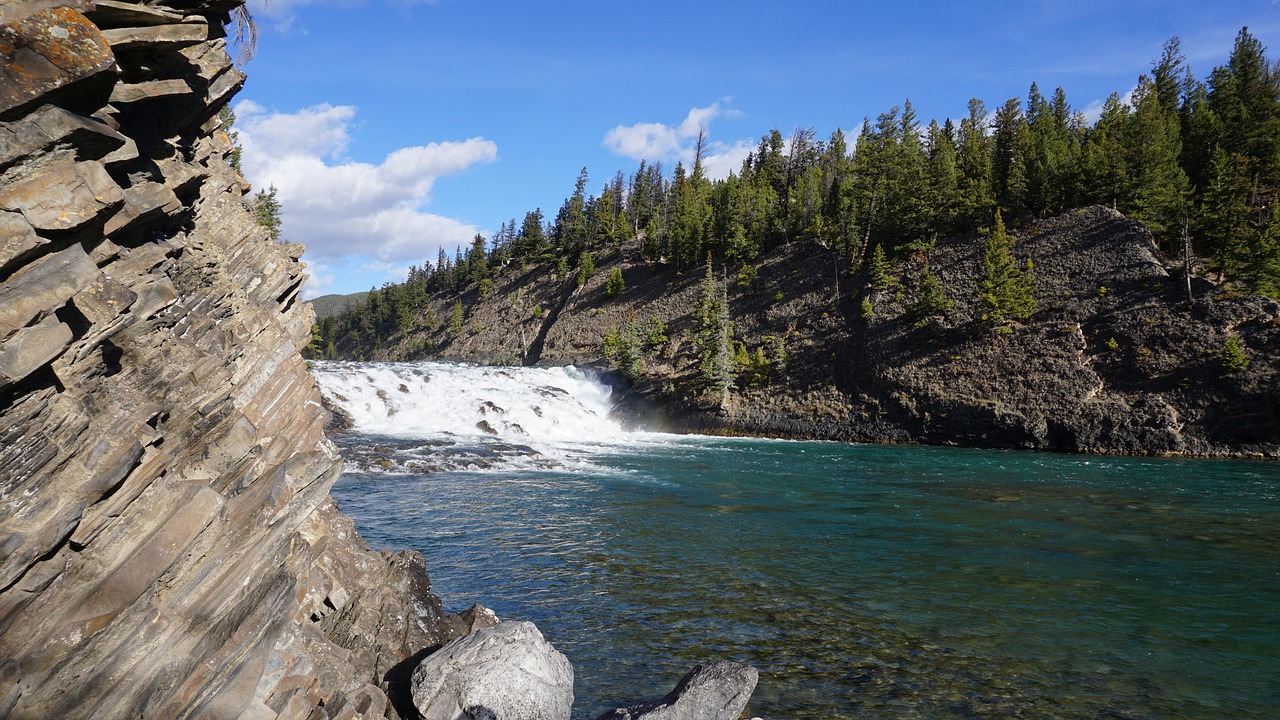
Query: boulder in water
[
  {"left": 595, "top": 661, "right": 758, "bottom": 720},
  {"left": 412, "top": 620, "right": 573, "bottom": 720},
  {"left": 476, "top": 420, "right": 499, "bottom": 435}
]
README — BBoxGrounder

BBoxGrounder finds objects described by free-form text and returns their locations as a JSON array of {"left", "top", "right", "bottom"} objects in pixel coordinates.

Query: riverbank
[{"left": 315, "top": 362, "right": 1280, "bottom": 719}]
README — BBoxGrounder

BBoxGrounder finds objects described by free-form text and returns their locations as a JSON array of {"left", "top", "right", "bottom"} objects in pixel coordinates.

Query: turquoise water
[{"left": 330, "top": 435, "right": 1280, "bottom": 719}]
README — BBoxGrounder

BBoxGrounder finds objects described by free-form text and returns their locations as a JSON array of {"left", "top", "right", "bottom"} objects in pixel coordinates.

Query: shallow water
[{"left": 315, "top": 361, "right": 1280, "bottom": 719}]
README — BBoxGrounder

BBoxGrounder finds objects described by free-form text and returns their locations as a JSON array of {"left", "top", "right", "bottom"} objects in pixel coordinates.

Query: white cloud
[
  {"left": 603, "top": 121, "right": 686, "bottom": 162},
  {"left": 701, "top": 140, "right": 755, "bottom": 181},
  {"left": 1080, "top": 87, "right": 1136, "bottom": 126},
  {"left": 247, "top": 0, "right": 438, "bottom": 31},
  {"left": 603, "top": 101, "right": 752, "bottom": 180},
  {"left": 234, "top": 101, "right": 497, "bottom": 293}
]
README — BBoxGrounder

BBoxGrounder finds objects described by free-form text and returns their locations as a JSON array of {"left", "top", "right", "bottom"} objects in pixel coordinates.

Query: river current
[{"left": 311, "top": 360, "right": 1280, "bottom": 719}]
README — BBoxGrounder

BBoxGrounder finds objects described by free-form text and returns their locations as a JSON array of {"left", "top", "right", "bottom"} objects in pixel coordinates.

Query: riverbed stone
[
  {"left": 411, "top": 620, "right": 574, "bottom": 720},
  {"left": 594, "top": 662, "right": 758, "bottom": 720}
]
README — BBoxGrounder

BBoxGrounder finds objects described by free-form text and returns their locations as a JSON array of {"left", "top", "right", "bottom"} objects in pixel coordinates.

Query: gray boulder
[
  {"left": 595, "top": 661, "right": 759, "bottom": 720},
  {"left": 412, "top": 620, "right": 574, "bottom": 720}
]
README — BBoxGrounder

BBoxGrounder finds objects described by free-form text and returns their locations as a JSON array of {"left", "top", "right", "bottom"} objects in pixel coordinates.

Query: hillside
[
  {"left": 310, "top": 290, "right": 369, "bottom": 320},
  {"left": 323, "top": 207, "right": 1280, "bottom": 457}
]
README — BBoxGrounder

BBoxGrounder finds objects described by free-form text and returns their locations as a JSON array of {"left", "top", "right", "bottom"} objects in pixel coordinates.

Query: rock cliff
[
  {"left": 344, "top": 207, "right": 1280, "bottom": 457},
  {"left": 0, "top": 2, "right": 481, "bottom": 718}
]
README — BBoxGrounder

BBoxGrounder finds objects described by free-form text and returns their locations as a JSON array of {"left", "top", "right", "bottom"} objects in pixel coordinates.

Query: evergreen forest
[{"left": 308, "top": 29, "right": 1280, "bottom": 361}]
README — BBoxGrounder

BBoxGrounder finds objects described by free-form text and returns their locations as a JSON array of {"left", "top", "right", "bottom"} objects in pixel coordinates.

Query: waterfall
[{"left": 310, "top": 361, "right": 626, "bottom": 473}]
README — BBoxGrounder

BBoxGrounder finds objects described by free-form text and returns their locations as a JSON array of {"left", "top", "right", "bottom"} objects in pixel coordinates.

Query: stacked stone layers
[{"left": 0, "top": 2, "right": 472, "bottom": 718}]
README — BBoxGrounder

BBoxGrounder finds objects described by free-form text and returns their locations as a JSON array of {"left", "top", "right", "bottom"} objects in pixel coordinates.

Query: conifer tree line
[{"left": 315, "top": 28, "right": 1280, "bottom": 359}]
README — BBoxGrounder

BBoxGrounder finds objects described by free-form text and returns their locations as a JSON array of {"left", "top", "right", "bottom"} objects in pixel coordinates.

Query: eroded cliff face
[{"left": 0, "top": 2, "right": 474, "bottom": 718}]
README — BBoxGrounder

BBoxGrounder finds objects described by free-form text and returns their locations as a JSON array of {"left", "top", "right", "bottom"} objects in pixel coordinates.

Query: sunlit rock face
[{"left": 0, "top": 2, "right": 477, "bottom": 718}]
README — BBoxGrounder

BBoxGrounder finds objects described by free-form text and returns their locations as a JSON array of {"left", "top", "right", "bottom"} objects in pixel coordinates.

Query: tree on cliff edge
[{"left": 976, "top": 211, "right": 1037, "bottom": 328}]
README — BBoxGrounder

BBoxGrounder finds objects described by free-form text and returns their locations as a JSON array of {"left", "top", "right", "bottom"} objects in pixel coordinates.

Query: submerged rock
[
  {"left": 595, "top": 661, "right": 759, "bottom": 720},
  {"left": 411, "top": 620, "right": 574, "bottom": 720}
]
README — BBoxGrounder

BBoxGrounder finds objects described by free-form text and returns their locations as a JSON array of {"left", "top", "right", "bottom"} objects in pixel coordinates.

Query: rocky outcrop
[
  {"left": 0, "top": 1, "right": 482, "bottom": 718},
  {"left": 348, "top": 206, "right": 1280, "bottom": 457},
  {"left": 411, "top": 621, "right": 574, "bottom": 720},
  {"left": 594, "top": 662, "right": 758, "bottom": 720}
]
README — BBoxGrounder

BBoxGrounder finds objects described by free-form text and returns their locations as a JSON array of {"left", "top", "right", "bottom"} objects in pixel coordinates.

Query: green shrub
[
  {"left": 1221, "top": 334, "right": 1250, "bottom": 372},
  {"left": 449, "top": 301, "right": 464, "bottom": 335},
  {"left": 577, "top": 253, "right": 595, "bottom": 287},
  {"left": 605, "top": 267, "right": 625, "bottom": 297},
  {"left": 643, "top": 318, "right": 668, "bottom": 351}
]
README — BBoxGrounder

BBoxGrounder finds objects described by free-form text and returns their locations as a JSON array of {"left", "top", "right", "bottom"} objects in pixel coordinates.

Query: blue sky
[{"left": 234, "top": 0, "right": 1280, "bottom": 297}]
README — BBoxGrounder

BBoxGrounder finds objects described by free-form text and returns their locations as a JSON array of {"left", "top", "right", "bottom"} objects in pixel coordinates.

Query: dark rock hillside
[{"left": 348, "top": 206, "right": 1279, "bottom": 457}]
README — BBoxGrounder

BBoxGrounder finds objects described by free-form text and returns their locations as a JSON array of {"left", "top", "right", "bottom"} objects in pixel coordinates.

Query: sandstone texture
[
  {"left": 348, "top": 206, "right": 1280, "bottom": 457},
  {"left": 411, "top": 621, "right": 574, "bottom": 720},
  {"left": 0, "top": 1, "right": 487, "bottom": 718},
  {"left": 594, "top": 662, "right": 758, "bottom": 720}
]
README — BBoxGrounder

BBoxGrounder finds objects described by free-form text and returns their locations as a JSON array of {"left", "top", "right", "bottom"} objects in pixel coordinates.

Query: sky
[{"left": 233, "top": 0, "right": 1280, "bottom": 298}]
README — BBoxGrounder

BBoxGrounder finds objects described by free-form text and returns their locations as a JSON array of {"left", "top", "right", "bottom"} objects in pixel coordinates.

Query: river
[{"left": 312, "top": 360, "right": 1280, "bottom": 719}]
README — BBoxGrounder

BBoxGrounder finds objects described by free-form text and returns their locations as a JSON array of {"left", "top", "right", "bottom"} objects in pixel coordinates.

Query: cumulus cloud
[
  {"left": 234, "top": 101, "right": 497, "bottom": 295},
  {"left": 603, "top": 102, "right": 752, "bottom": 180}
]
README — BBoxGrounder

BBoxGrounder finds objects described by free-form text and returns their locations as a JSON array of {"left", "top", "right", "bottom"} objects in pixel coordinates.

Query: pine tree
[
  {"left": 924, "top": 119, "right": 959, "bottom": 238},
  {"left": 604, "top": 266, "right": 625, "bottom": 297},
  {"left": 252, "top": 184, "right": 283, "bottom": 241},
  {"left": 695, "top": 258, "right": 733, "bottom": 403},
  {"left": 976, "top": 211, "right": 1037, "bottom": 328},
  {"left": 956, "top": 98, "right": 994, "bottom": 230},
  {"left": 820, "top": 127, "right": 857, "bottom": 252},
  {"left": 1221, "top": 333, "right": 1250, "bottom": 372},
  {"left": 449, "top": 300, "right": 465, "bottom": 335},
  {"left": 1080, "top": 93, "right": 1131, "bottom": 209},
  {"left": 910, "top": 263, "right": 953, "bottom": 322},
  {"left": 516, "top": 209, "right": 547, "bottom": 259},
  {"left": 867, "top": 243, "right": 900, "bottom": 294},
  {"left": 576, "top": 252, "right": 595, "bottom": 287},
  {"left": 669, "top": 160, "right": 711, "bottom": 269},
  {"left": 1025, "top": 84, "right": 1077, "bottom": 217},
  {"left": 1250, "top": 210, "right": 1280, "bottom": 298},
  {"left": 467, "top": 233, "right": 489, "bottom": 284},
  {"left": 991, "top": 97, "right": 1029, "bottom": 220},
  {"left": 555, "top": 167, "right": 590, "bottom": 252},
  {"left": 1127, "top": 75, "right": 1191, "bottom": 242},
  {"left": 218, "top": 105, "right": 243, "bottom": 174}
]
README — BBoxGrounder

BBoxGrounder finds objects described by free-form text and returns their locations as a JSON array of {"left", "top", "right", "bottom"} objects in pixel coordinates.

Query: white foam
[{"left": 311, "top": 361, "right": 625, "bottom": 444}]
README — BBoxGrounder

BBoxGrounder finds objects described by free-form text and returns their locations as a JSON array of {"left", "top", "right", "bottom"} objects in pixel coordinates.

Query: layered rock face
[{"left": 0, "top": 2, "right": 475, "bottom": 717}]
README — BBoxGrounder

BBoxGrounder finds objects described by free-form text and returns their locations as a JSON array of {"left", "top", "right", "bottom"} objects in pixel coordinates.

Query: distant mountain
[{"left": 309, "top": 291, "right": 369, "bottom": 320}]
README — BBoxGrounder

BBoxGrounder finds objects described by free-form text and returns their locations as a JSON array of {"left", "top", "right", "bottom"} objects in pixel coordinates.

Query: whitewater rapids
[{"left": 310, "top": 361, "right": 628, "bottom": 473}]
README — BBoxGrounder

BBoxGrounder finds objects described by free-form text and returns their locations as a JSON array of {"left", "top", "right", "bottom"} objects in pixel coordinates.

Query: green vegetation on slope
[{"left": 310, "top": 29, "right": 1280, "bottom": 364}]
